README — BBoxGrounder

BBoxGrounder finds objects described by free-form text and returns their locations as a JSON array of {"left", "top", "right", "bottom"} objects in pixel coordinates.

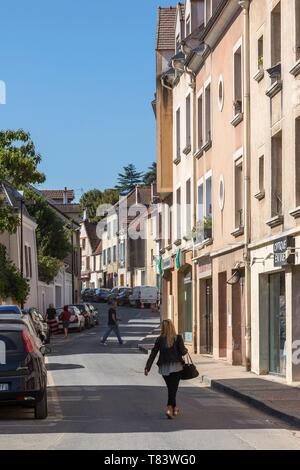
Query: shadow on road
[
  {"left": 46, "top": 363, "right": 85, "bottom": 371},
  {"left": 0, "top": 385, "right": 292, "bottom": 432}
]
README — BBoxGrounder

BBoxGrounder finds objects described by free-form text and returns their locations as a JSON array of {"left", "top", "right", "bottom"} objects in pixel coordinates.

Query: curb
[{"left": 202, "top": 375, "right": 300, "bottom": 428}]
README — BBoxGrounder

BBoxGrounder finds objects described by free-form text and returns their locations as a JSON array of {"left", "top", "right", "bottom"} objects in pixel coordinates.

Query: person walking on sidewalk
[
  {"left": 144, "top": 319, "right": 188, "bottom": 419},
  {"left": 46, "top": 304, "right": 59, "bottom": 336},
  {"left": 101, "top": 300, "right": 124, "bottom": 345},
  {"left": 60, "top": 305, "right": 71, "bottom": 339}
]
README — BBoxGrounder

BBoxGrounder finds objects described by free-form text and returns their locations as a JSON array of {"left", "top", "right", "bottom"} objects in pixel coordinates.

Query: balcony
[
  {"left": 231, "top": 100, "right": 243, "bottom": 127},
  {"left": 266, "top": 64, "right": 282, "bottom": 98}
]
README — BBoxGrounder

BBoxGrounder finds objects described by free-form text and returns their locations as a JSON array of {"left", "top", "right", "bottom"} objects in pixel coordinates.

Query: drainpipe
[
  {"left": 185, "top": 65, "right": 198, "bottom": 354},
  {"left": 239, "top": 0, "right": 251, "bottom": 371}
]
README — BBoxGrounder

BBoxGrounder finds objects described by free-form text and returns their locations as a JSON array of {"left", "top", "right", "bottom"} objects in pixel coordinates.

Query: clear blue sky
[{"left": 0, "top": 0, "right": 174, "bottom": 200}]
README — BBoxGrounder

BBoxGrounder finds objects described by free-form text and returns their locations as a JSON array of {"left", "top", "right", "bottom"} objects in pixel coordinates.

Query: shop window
[
  {"left": 296, "top": 118, "right": 300, "bottom": 206},
  {"left": 186, "top": 178, "right": 192, "bottom": 234},
  {"left": 233, "top": 46, "right": 242, "bottom": 115},
  {"left": 205, "top": 84, "right": 211, "bottom": 144},
  {"left": 271, "top": 132, "right": 283, "bottom": 216},
  {"left": 271, "top": 2, "right": 281, "bottom": 77},
  {"left": 235, "top": 160, "right": 244, "bottom": 228},
  {"left": 197, "top": 94, "right": 203, "bottom": 150}
]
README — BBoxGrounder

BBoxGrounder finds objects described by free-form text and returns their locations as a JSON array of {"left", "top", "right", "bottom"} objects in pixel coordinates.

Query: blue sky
[{"left": 0, "top": 0, "right": 174, "bottom": 200}]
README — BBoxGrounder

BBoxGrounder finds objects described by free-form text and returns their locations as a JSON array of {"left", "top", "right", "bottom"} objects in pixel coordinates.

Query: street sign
[{"left": 273, "top": 236, "right": 295, "bottom": 267}]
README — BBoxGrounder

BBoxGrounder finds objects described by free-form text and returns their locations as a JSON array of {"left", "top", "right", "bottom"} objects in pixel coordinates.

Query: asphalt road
[{"left": 0, "top": 304, "right": 300, "bottom": 450}]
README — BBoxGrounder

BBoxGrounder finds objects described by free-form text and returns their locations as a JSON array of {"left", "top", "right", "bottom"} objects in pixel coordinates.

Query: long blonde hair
[{"left": 161, "top": 319, "right": 177, "bottom": 348}]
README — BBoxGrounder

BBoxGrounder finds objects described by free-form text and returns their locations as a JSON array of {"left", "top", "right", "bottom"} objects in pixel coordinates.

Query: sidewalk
[{"left": 139, "top": 334, "right": 300, "bottom": 427}]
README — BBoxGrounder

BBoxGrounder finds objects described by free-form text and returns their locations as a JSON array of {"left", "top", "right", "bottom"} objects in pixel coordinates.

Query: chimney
[{"left": 63, "top": 187, "right": 68, "bottom": 205}]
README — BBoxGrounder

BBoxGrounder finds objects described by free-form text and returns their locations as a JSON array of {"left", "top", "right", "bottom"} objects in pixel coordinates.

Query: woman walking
[
  {"left": 144, "top": 319, "right": 188, "bottom": 419},
  {"left": 60, "top": 305, "right": 71, "bottom": 338},
  {"left": 46, "top": 303, "right": 59, "bottom": 336}
]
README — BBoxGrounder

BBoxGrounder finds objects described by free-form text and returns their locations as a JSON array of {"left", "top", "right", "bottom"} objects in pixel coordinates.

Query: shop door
[
  {"left": 218, "top": 272, "right": 227, "bottom": 358},
  {"left": 205, "top": 279, "right": 213, "bottom": 354},
  {"left": 183, "top": 269, "right": 193, "bottom": 343},
  {"left": 269, "top": 272, "right": 286, "bottom": 376},
  {"left": 232, "top": 275, "right": 245, "bottom": 366}
]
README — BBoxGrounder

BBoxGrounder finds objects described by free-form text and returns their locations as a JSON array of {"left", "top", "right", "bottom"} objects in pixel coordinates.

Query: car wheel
[{"left": 35, "top": 389, "right": 48, "bottom": 420}]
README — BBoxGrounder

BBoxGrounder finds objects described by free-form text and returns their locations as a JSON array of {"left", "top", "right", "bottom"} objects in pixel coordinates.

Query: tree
[
  {"left": 115, "top": 164, "right": 143, "bottom": 195},
  {"left": 0, "top": 244, "right": 29, "bottom": 304},
  {"left": 143, "top": 162, "right": 157, "bottom": 186},
  {"left": 24, "top": 188, "right": 72, "bottom": 284},
  {"left": 0, "top": 129, "right": 45, "bottom": 234},
  {"left": 80, "top": 188, "right": 119, "bottom": 222}
]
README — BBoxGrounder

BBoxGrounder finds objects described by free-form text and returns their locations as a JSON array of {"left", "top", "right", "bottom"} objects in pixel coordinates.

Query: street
[{"left": 0, "top": 304, "right": 300, "bottom": 450}]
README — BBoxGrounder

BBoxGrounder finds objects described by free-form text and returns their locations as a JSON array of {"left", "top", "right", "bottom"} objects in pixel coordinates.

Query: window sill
[
  {"left": 174, "top": 239, "right": 182, "bottom": 247},
  {"left": 230, "top": 113, "right": 243, "bottom": 127},
  {"left": 266, "top": 215, "right": 284, "bottom": 228},
  {"left": 194, "top": 238, "right": 213, "bottom": 249},
  {"left": 165, "top": 244, "right": 173, "bottom": 251},
  {"left": 183, "top": 235, "right": 192, "bottom": 242},
  {"left": 253, "top": 68, "right": 265, "bottom": 82},
  {"left": 290, "top": 59, "right": 300, "bottom": 77},
  {"left": 183, "top": 144, "right": 191, "bottom": 156},
  {"left": 289, "top": 206, "right": 300, "bottom": 219},
  {"left": 231, "top": 226, "right": 244, "bottom": 238},
  {"left": 173, "top": 157, "right": 181, "bottom": 165},
  {"left": 194, "top": 148, "right": 204, "bottom": 160},
  {"left": 159, "top": 248, "right": 166, "bottom": 255},
  {"left": 266, "top": 80, "right": 282, "bottom": 99},
  {"left": 254, "top": 190, "right": 265, "bottom": 201},
  {"left": 201, "top": 140, "right": 212, "bottom": 152}
]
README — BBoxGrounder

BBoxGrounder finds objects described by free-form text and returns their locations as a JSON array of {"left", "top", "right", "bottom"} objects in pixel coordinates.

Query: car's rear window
[
  {"left": 0, "top": 332, "right": 24, "bottom": 353},
  {"left": 0, "top": 309, "right": 20, "bottom": 315}
]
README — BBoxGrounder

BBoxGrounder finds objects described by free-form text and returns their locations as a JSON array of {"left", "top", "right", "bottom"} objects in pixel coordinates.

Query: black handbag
[{"left": 181, "top": 353, "right": 199, "bottom": 380}]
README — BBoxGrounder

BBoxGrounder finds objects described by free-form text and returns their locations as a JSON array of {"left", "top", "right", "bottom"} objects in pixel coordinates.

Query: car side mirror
[{"left": 40, "top": 345, "right": 51, "bottom": 356}]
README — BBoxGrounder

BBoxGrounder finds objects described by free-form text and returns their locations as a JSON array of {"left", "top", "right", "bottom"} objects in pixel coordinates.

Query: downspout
[
  {"left": 186, "top": 65, "right": 198, "bottom": 354},
  {"left": 239, "top": 0, "right": 251, "bottom": 371}
]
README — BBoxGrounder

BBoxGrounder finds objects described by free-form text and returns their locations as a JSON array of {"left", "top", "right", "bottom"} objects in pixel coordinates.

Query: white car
[
  {"left": 129, "top": 286, "right": 158, "bottom": 308},
  {"left": 56, "top": 306, "right": 85, "bottom": 332}
]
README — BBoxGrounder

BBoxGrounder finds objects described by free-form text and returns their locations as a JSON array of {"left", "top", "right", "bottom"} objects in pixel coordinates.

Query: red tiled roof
[
  {"left": 41, "top": 189, "right": 75, "bottom": 201},
  {"left": 156, "top": 6, "right": 177, "bottom": 50}
]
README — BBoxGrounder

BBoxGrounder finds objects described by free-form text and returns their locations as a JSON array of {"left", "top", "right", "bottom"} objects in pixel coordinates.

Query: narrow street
[{"left": 0, "top": 305, "right": 299, "bottom": 450}]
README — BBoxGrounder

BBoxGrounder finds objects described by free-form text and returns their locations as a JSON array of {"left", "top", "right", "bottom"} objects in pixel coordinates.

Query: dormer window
[{"left": 186, "top": 16, "right": 191, "bottom": 37}]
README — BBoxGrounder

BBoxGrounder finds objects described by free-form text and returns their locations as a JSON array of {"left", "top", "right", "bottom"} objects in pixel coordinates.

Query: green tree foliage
[
  {"left": 115, "top": 164, "right": 143, "bottom": 196},
  {"left": 79, "top": 188, "right": 119, "bottom": 222},
  {"left": 24, "top": 189, "right": 72, "bottom": 284},
  {"left": 0, "top": 129, "right": 45, "bottom": 234},
  {"left": 0, "top": 244, "right": 29, "bottom": 304},
  {"left": 143, "top": 162, "right": 157, "bottom": 186}
]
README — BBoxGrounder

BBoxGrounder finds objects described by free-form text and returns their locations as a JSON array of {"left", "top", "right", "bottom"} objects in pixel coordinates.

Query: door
[
  {"left": 269, "top": 272, "right": 286, "bottom": 376},
  {"left": 218, "top": 272, "right": 227, "bottom": 358},
  {"left": 183, "top": 268, "right": 193, "bottom": 343},
  {"left": 232, "top": 275, "right": 245, "bottom": 366}
]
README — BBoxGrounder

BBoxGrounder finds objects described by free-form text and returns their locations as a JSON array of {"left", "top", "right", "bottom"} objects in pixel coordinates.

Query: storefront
[{"left": 251, "top": 234, "right": 300, "bottom": 383}]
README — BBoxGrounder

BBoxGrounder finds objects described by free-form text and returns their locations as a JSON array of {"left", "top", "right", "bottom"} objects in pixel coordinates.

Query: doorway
[
  {"left": 218, "top": 272, "right": 227, "bottom": 358},
  {"left": 232, "top": 274, "right": 245, "bottom": 366},
  {"left": 182, "top": 267, "right": 193, "bottom": 343},
  {"left": 269, "top": 272, "right": 286, "bottom": 376},
  {"left": 200, "top": 278, "right": 213, "bottom": 354}
]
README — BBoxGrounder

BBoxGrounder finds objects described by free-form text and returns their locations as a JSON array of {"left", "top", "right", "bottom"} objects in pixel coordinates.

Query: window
[
  {"left": 176, "top": 108, "right": 181, "bottom": 160},
  {"left": 186, "top": 95, "right": 191, "bottom": 150},
  {"left": 103, "top": 250, "right": 106, "bottom": 266},
  {"left": 24, "top": 245, "right": 32, "bottom": 279},
  {"left": 168, "top": 206, "right": 173, "bottom": 245},
  {"left": 113, "top": 246, "right": 117, "bottom": 263},
  {"left": 206, "top": 176, "right": 212, "bottom": 219},
  {"left": 258, "top": 35, "right": 264, "bottom": 69},
  {"left": 82, "top": 238, "right": 86, "bottom": 250},
  {"left": 218, "top": 76, "right": 224, "bottom": 111},
  {"left": 205, "top": 0, "right": 212, "bottom": 24},
  {"left": 151, "top": 249, "right": 154, "bottom": 267},
  {"left": 186, "top": 179, "right": 192, "bottom": 234},
  {"left": 296, "top": 118, "right": 300, "bottom": 205},
  {"left": 198, "top": 183, "right": 204, "bottom": 223},
  {"left": 197, "top": 94, "right": 203, "bottom": 149},
  {"left": 186, "top": 16, "right": 191, "bottom": 37},
  {"left": 86, "top": 256, "right": 90, "bottom": 271},
  {"left": 259, "top": 155, "right": 265, "bottom": 194},
  {"left": 176, "top": 187, "right": 181, "bottom": 240},
  {"left": 93, "top": 256, "right": 96, "bottom": 272},
  {"left": 271, "top": 3, "right": 281, "bottom": 71},
  {"left": 271, "top": 132, "right": 282, "bottom": 216},
  {"left": 233, "top": 46, "right": 242, "bottom": 115},
  {"left": 205, "top": 84, "right": 211, "bottom": 143},
  {"left": 235, "top": 161, "right": 244, "bottom": 228},
  {"left": 107, "top": 248, "right": 111, "bottom": 264},
  {"left": 296, "top": 0, "right": 300, "bottom": 61}
]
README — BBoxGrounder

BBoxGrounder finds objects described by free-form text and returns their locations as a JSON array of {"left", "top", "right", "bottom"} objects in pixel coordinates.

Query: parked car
[
  {"left": 129, "top": 286, "right": 159, "bottom": 308},
  {"left": 116, "top": 288, "right": 133, "bottom": 306},
  {"left": 74, "top": 304, "right": 95, "bottom": 328},
  {"left": 81, "top": 288, "right": 94, "bottom": 302},
  {"left": 0, "top": 313, "right": 49, "bottom": 419},
  {"left": 93, "top": 288, "right": 111, "bottom": 303},
  {"left": 56, "top": 306, "right": 85, "bottom": 332},
  {"left": 86, "top": 303, "right": 100, "bottom": 325},
  {"left": 0, "top": 305, "right": 23, "bottom": 315},
  {"left": 108, "top": 287, "right": 131, "bottom": 305},
  {"left": 22, "top": 308, "right": 51, "bottom": 344}
]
